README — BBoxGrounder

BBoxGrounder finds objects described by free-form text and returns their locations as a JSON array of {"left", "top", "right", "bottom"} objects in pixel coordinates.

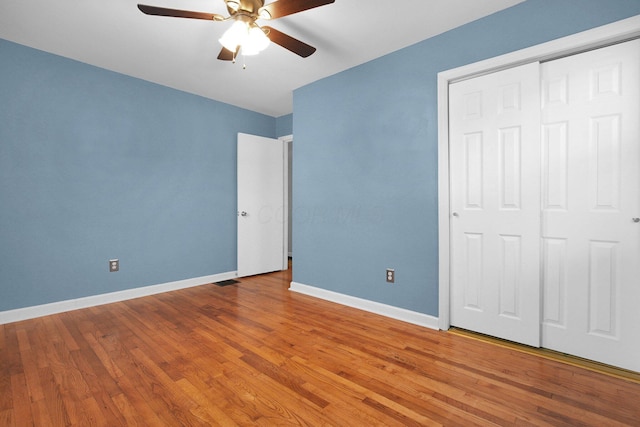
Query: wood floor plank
[
  {"left": 38, "top": 366, "right": 70, "bottom": 426},
  {"left": 10, "top": 373, "right": 34, "bottom": 425},
  {"left": 174, "top": 378, "right": 239, "bottom": 427},
  {"left": 1, "top": 265, "right": 639, "bottom": 426},
  {"left": 32, "top": 398, "right": 54, "bottom": 427},
  {"left": 111, "top": 392, "right": 152, "bottom": 427},
  {"left": 127, "top": 347, "right": 210, "bottom": 426},
  {"left": 0, "top": 409, "right": 14, "bottom": 427},
  {"left": 14, "top": 327, "right": 46, "bottom": 405},
  {"left": 66, "top": 335, "right": 121, "bottom": 399},
  {"left": 0, "top": 346, "right": 12, "bottom": 415},
  {"left": 0, "top": 324, "right": 6, "bottom": 353},
  {"left": 300, "top": 380, "right": 409, "bottom": 427},
  {"left": 216, "top": 358, "right": 329, "bottom": 426}
]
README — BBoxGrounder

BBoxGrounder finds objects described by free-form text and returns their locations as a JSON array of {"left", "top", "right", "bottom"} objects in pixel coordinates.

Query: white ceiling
[{"left": 0, "top": 0, "right": 524, "bottom": 117}]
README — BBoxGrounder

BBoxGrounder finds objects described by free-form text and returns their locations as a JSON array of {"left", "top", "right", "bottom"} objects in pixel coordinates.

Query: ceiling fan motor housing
[{"left": 226, "top": 0, "right": 265, "bottom": 16}]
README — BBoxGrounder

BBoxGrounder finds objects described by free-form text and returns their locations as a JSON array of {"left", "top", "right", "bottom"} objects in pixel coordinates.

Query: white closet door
[
  {"left": 449, "top": 63, "right": 542, "bottom": 347},
  {"left": 540, "top": 39, "right": 640, "bottom": 372}
]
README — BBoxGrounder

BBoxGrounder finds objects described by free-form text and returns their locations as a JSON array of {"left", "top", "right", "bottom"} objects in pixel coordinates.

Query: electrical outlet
[
  {"left": 386, "top": 268, "right": 395, "bottom": 283},
  {"left": 109, "top": 259, "right": 119, "bottom": 272}
]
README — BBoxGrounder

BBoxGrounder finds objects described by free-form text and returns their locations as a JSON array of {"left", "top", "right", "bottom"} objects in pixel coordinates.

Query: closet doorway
[{"left": 438, "top": 18, "right": 640, "bottom": 373}]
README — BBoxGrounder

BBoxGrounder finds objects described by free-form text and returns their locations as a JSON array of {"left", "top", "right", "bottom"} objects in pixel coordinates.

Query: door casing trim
[{"left": 280, "top": 134, "right": 293, "bottom": 267}]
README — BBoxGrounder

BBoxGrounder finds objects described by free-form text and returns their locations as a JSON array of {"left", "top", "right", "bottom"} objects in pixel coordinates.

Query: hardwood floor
[{"left": 1, "top": 266, "right": 639, "bottom": 426}]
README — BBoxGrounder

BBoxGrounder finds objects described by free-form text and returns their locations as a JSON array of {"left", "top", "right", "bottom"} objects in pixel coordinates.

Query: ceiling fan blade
[
  {"left": 137, "top": 4, "right": 224, "bottom": 21},
  {"left": 259, "top": 0, "right": 335, "bottom": 20},
  {"left": 263, "top": 26, "right": 316, "bottom": 58},
  {"left": 217, "top": 46, "right": 239, "bottom": 61}
]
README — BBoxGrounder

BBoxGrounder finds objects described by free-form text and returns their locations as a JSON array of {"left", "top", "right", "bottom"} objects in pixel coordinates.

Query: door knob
[
  {"left": 240, "top": 211, "right": 248, "bottom": 217},
  {"left": 633, "top": 218, "right": 640, "bottom": 223},
  {"left": 452, "top": 212, "right": 459, "bottom": 217}
]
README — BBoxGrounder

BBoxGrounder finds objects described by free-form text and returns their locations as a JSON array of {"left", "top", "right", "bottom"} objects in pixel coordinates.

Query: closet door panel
[
  {"left": 449, "top": 62, "right": 541, "bottom": 347},
  {"left": 541, "top": 39, "right": 640, "bottom": 372}
]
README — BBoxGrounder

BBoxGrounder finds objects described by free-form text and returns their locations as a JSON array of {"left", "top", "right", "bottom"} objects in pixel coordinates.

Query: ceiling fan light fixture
[
  {"left": 242, "top": 26, "right": 270, "bottom": 55},
  {"left": 219, "top": 20, "right": 270, "bottom": 55},
  {"left": 219, "top": 20, "right": 248, "bottom": 51}
]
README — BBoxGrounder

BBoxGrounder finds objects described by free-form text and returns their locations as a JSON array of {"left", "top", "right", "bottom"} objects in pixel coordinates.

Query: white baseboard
[
  {"left": 289, "top": 281, "right": 440, "bottom": 330},
  {"left": 0, "top": 271, "right": 237, "bottom": 325}
]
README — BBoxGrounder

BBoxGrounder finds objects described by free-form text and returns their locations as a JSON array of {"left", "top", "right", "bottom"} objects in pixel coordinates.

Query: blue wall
[
  {"left": 3, "top": 0, "right": 639, "bottom": 316},
  {"left": 276, "top": 114, "right": 293, "bottom": 137},
  {"left": 0, "top": 40, "right": 275, "bottom": 311},
  {"left": 292, "top": 0, "right": 640, "bottom": 316}
]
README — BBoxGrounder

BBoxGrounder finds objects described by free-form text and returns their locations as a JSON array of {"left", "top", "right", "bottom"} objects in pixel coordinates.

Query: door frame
[
  {"left": 437, "top": 15, "right": 640, "bottom": 331},
  {"left": 280, "top": 134, "right": 293, "bottom": 266}
]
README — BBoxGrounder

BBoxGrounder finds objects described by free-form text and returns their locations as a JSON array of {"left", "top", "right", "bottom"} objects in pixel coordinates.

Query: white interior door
[
  {"left": 237, "top": 133, "right": 287, "bottom": 277},
  {"left": 540, "top": 39, "right": 640, "bottom": 372},
  {"left": 449, "top": 63, "right": 542, "bottom": 347}
]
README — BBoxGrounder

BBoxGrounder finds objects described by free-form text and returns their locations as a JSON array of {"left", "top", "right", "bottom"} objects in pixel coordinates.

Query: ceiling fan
[{"left": 137, "top": 0, "right": 335, "bottom": 61}]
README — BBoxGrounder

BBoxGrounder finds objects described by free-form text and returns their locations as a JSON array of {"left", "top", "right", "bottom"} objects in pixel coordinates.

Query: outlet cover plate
[{"left": 386, "top": 268, "right": 395, "bottom": 283}]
